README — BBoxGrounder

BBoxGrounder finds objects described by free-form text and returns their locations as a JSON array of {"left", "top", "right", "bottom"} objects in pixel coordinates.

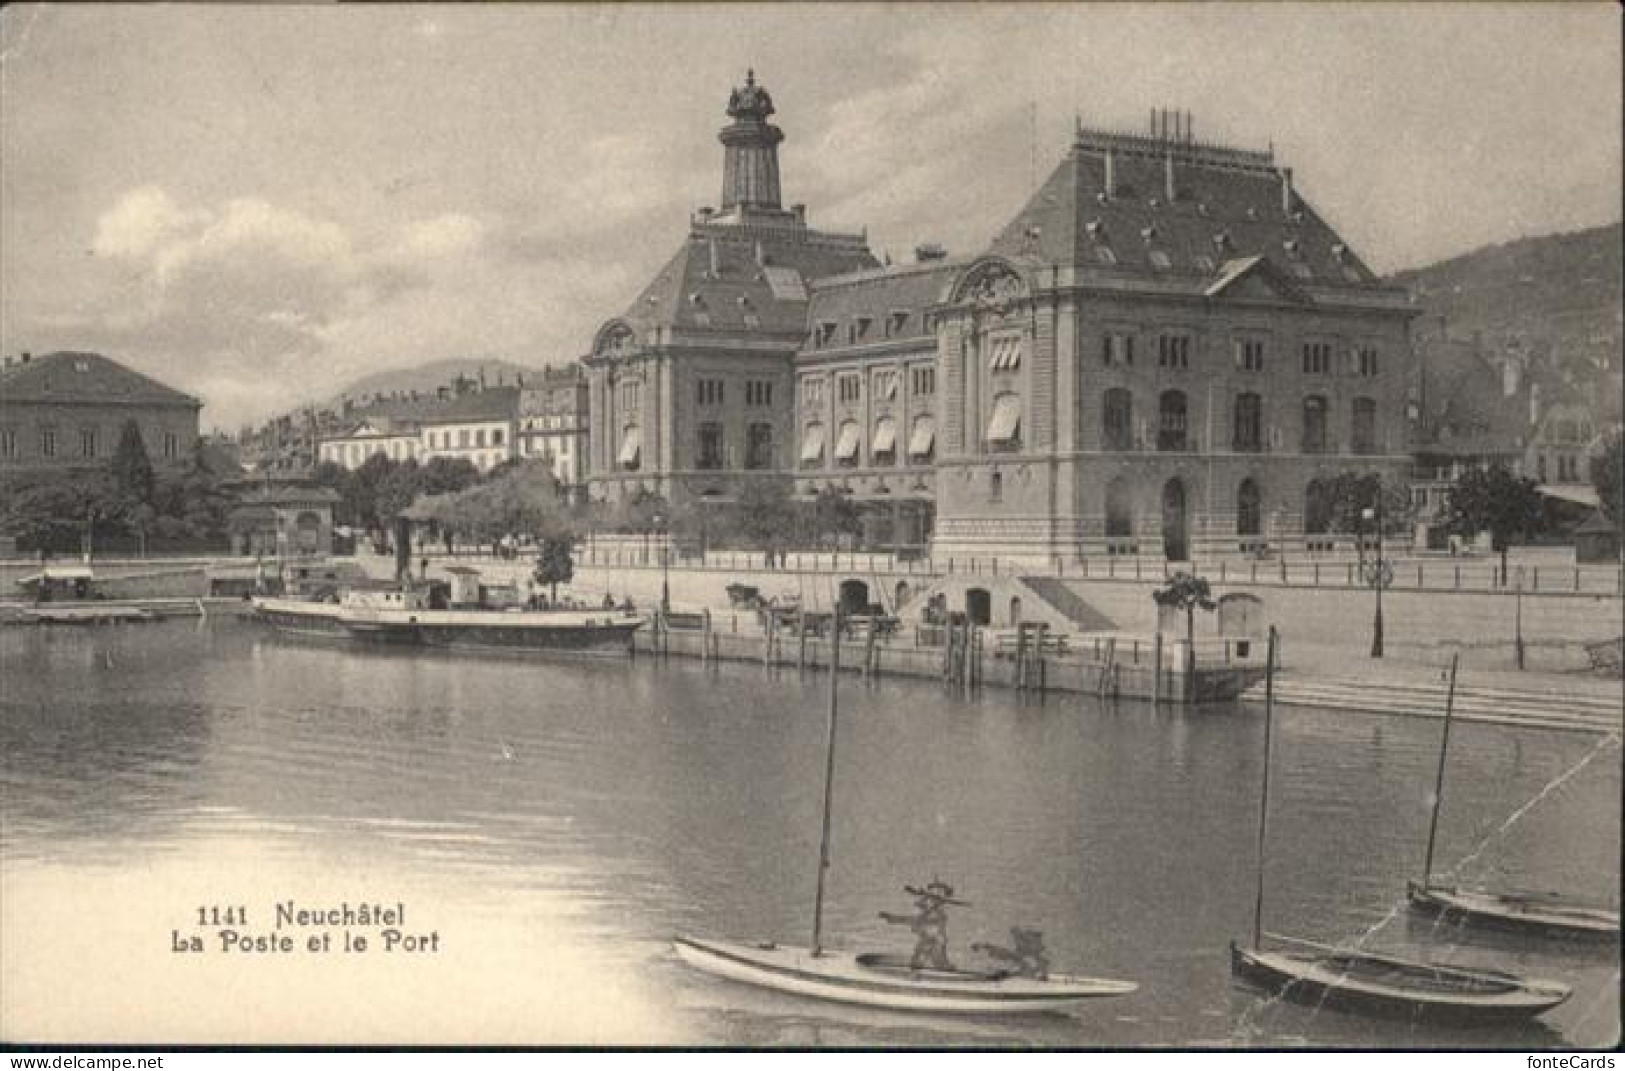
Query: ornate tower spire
[{"left": 718, "top": 69, "right": 784, "bottom": 212}]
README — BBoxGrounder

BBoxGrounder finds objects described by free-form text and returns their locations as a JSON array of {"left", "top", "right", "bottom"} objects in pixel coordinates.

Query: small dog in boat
[{"left": 972, "top": 927, "right": 1051, "bottom": 980}]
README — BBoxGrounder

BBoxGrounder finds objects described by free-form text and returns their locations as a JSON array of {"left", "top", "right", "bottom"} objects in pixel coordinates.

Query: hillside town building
[
  {"left": 0, "top": 351, "right": 201, "bottom": 473},
  {"left": 517, "top": 365, "right": 589, "bottom": 495},
  {"left": 586, "top": 78, "right": 1418, "bottom": 561}
]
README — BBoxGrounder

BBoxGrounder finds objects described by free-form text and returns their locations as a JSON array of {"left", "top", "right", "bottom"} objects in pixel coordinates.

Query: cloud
[{"left": 64, "top": 186, "right": 635, "bottom": 428}]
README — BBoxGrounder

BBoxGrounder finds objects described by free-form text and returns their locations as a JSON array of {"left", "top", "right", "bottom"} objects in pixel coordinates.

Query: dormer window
[
  {"left": 1095, "top": 246, "right": 1118, "bottom": 265},
  {"left": 886, "top": 310, "right": 909, "bottom": 338},
  {"left": 855, "top": 316, "right": 873, "bottom": 341},
  {"left": 1194, "top": 255, "right": 1216, "bottom": 274},
  {"left": 1196, "top": 203, "right": 1209, "bottom": 217},
  {"left": 815, "top": 321, "right": 837, "bottom": 347},
  {"left": 1282, "top": 238, "right": 1301, "bottom": 258},
  {"left": 1148, "top": 250, "right": 1172, "bottom": 271},
  {"left": 1148, "top": 197, "right": 1162, "bottom": 209},
  {"left": 1212, "top": 231, "right": 1232, "bottom": 252},
  {"left": 1140, "top": 225, "right": 1158, "bottom": 242},
  {"left": 1086, "top": 219, "right": 1104, "bottom": 239}
]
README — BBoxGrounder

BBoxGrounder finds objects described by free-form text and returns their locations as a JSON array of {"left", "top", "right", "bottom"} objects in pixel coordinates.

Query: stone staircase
[
  {"left": 1242, "top": 676, "right": 1623, "bottom": 735},
  {"left": 1018, "top": 576, "right": 1117, "bottom": 631}
]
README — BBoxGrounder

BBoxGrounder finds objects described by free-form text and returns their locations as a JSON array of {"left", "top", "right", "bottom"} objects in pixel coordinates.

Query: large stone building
[
  {"left": 0, "top": 351, "right": 201, "bottom": 473},
  {"left": 316, "top": 385, "right": 521, "bottom": 474},
  {"left": 583, "top": 71, "right": 878, "bottom": 506},
  {"left": 588, "top": 80, "right": 1418, "bottom": 561}
]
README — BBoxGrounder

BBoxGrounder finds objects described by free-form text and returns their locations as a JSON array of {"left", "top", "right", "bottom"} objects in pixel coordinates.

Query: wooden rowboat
[
  {"left": 1230, "top": 937, "right": 1571, "bottom": 1025},
  {"left": 1407, "top": 882, "right": 1620, "bottom": 942},
  {"left": 675, "top": 936, "right": 1136, "bottom": 1015}
]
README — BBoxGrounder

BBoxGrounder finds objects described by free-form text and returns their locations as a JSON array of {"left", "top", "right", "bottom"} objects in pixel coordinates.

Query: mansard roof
[
  {"left": 803, "top": 258, "right": 967, "bottom": 351},
  {"left": 1, "top": 351, "right": 200, "bottom": 408},
  {"left": 987, "top": 126, "right": 1401, "bottom": 303},
  {"left": 611, "top": 221, "right": 877, "bottom": 345}
]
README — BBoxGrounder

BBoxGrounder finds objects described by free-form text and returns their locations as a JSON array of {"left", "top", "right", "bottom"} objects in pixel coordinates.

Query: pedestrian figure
[{"left": 879, "top": 880, "right": 966, "bottom": 971}]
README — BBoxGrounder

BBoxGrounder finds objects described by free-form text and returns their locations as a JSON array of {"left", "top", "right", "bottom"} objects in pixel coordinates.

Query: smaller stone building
[
  {"left": 0, "top": 351, "right": 201, "bottom": 472},
  {"left": 228, "top": 480, "right": 340, "bottom": 558}
]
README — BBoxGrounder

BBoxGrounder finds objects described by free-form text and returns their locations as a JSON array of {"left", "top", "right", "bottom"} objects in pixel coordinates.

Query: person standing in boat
[{"left": 880, "top": 880, "right": 965, "bottom": 971}]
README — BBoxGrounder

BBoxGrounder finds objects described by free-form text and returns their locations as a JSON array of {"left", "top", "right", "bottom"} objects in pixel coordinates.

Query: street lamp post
[
  {"left": 1361, "top": 498, "right": 1392, "bottom": 659},
  {"left": 654, "top": 512, "right": 670, "bottom": 614}
]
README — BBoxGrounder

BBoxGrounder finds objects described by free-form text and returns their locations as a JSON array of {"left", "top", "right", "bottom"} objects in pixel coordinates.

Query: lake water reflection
[{"left": 1, "top": 618, "right": 1618, "bottom": 1047}]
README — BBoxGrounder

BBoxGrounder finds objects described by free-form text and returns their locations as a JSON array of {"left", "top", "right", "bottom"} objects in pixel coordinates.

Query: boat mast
[
  {"left": 811, "top": 609, "right": 842, "bottom": 957},
  {"left": 1421, "top": 653, "right": 1461, "bottom": 889},
  {"left": 1251, "top": 626, "right": 1279, "bottom": 950}
]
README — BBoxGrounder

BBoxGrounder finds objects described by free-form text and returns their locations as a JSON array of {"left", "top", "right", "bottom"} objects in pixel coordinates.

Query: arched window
[
  {"left": 1158, "top": 390, "right": 1188, "bottom": 452},
  {"left": 1105, "top": 476, "right": 1134, "bottom": 537},
  {"left": 1302, "top": 396, "right": 1329, "bottom": 454},
  {"left": 1237, "top": 478, "right": 1262, "bottom": 536},
  {"left": 1103, "top": 388, "right": 1134, "bottom": 451},
  {"left": 1233, "top": 393, "right": 1263, "bottom": 453},
  {"left": 1351, "top": 397, "right": 1377, "bottom": 455}
]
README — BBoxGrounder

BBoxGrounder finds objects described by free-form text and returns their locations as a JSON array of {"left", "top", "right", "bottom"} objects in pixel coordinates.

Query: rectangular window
[
  {"left": 886, "top": 311, "right": 909, "bottom": 338},
  {"left": 911, "top": 366, "right": 936, "bottom": 396},
  {"left": 838, "top": 374, "right": 861, "bottom": 404},
  {"left": 1103, "top": 332, "right": 1135, "bottom": 367},
  {"left": 815, "top": 322, "right": 837, "bottom": 348},
  {"left": 0, "top": 427, "right": 15, "bottom": 458},
  {"left": 475, "top": 429, "right": 487, "bottom": 448},
  {"left": 745, "top": 423, "right": 774, "bottom": 470},
  {"left": 1358, "top": 346, "right": 1379, "bottom": 377},
  {"left": 696, "top": 379, "right": 725, "bottom": 406},
  {"left": 1301, "top": 342, "right": 1332, "bottom": 375},
  {"left": 619, "top": 381, "right": 641, "bottom": 410},
  {"left": 874, "top": 369, "right": 898, "bottom": 401},
  {"left": 1352, "top": 398, "right": 1377, "bottom": 454},
  {"left": 1102, "top": 390, "right": 1134, "bottom": 451},
  {"left": 163, "top": 432, "right": 179, "bottom": 459},
  {"left": 1157, "top": 333, "right": 1191, "bottom": 370},
  {"left": 1234, "top": 338, "right": 1266, "bottom": 373},
  {"left": 988, "top": 334, "right": 1024, "bottom": 371},
  {"left": 1233, "top": 393, "right": 1263, "bottom": 452},
  {"left": 853, "top": 317, "right": 873, "bottom": 342},
  {"left": 1302, "top": 396, "right": 1329, "bottom": 453},
  {"left": 745, "top": 380, "right": 774, "bottom": 407},
  {"left": 801, "top": 377, "right": 825, "bottom": 408},
  {"left": 459, "top": 429, "right": 470, "bottom": 448},
  {"left": 80, "top": 427, "right": 98, "bottom": 458},
  {"left": 696, "top": 423, "right": 724, "bottom": 469},
  {"left": 40, "top": 428, "right": 56, "bottom": 458},
  {"left": 492, "top": 428, "right": 504, "bottom": 446}
]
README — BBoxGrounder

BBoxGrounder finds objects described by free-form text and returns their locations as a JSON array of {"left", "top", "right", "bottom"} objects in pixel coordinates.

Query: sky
[{"left": 1, "top": 4, "right": 1619, "bottom": 432}]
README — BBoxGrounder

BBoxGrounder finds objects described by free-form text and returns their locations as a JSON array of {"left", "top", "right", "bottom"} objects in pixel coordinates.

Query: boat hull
[
  {"left": 674, "top": 935, "right": 1136, "bottom": 1015},
  {"left": 1229, "top": 942, "right": 1570, "bottom": 1024},
  {"left": 251, "top": 598, "right": 643, "bottom": 653},
  {"left": 1407, "top": 881, "right": 1620, "bottom": 942}
]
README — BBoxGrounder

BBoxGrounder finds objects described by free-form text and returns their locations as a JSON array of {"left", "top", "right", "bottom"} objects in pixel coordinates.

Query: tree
[
  {"left": 1448, "top": 464, "right": 1548, "bottom": 581},
  {"left": 1593, "top": 430, "right": 1623, "bottom": 526},
  {"left": 734, "top": 475, "right": 800, "bottom": 553},
  {"left": 809, "top": 486, "right": 860, "bottom": 551},
  {"left": 534, "top": 537, "right": 574, "bottom": 601},
  {"left": 1151, "top": 571, "right": 1217, "bottom": 655},
  {"left": 110, "top": 419, "right": 155, "bottom": 506},
  {"left": 1320, "top": 472, "right": 1411, "bottom": 535}
]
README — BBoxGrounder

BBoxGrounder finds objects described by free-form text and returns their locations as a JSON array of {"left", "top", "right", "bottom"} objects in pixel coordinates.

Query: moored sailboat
[
  {"left": 1405, "top": 655, "right": 1619, "bottom": 943},
  {"left": 1230, "top": 630, "right": 1572, "bottom": 1024}
]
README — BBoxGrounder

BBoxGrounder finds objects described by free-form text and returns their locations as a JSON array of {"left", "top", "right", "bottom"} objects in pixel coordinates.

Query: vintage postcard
[{"left": 1, "top": 2, "right": 1619, "bottom": 1052}]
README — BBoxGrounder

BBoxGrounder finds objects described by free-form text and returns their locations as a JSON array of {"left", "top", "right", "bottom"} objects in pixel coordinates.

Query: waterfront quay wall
[{"left": 361, "top": 553, "right": 1622, "bottom": 675}]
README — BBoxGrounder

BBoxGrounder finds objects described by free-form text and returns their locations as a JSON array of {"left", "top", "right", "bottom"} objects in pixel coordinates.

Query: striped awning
[
  {"left": 909, "top": 416, "right": 936, "bottom": 457},
  {"left": 800, "top": 423, "right": 825, "bottom": 463},
  {"left": 617, "top": 426, "right": 641, "bottom": 465},
  {"left": 834, "top": 422, "right": 861, "bottom": 461},
  {"left": 872, "top": 417, "right": 897, "bottom": 455},
  {"left": 986, "top": 394, "right": 1022, "bottom": 444}
]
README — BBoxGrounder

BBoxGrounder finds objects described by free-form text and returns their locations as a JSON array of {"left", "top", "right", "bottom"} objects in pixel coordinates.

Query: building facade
[
  {"left": 517, "top": 365, "right": 589, "bottom": 493},
  {"left": 0, "top": 351, "right": 201, "bottom": 473},
  {"left": 316, "top": 386, "right": 520, "bottom": 474},
  {"left": 585, "top": 81, "right": 1418, "bottom": 561}
]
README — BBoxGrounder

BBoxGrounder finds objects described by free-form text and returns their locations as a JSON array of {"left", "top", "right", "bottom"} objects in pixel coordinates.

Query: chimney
[
  {"left": 708, "top": 237, "right": 720, "bottom": 277},
  {"left": 1103, "top": 148, "right": 1115, "bottom": 198},
  {"left": 791, "top": 203, "right": 806, "bottom": 225},
  {"left": 1280, "top": 168, "right": 1294, "bottom": 214},
  {"left": 21, "top": 352, "right": 31, "bottom": 363}
]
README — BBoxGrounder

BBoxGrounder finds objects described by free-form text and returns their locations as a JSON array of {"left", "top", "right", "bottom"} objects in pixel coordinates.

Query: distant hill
[
  {"left": 1390, "top": 221, "right": 1623, "bottom": 427},
  {"left": 1390, "top": 222, "right": 1622, "bottom": 371},
  {"left": 329, "top": 357, "right": 543, "bottom": 408}
]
